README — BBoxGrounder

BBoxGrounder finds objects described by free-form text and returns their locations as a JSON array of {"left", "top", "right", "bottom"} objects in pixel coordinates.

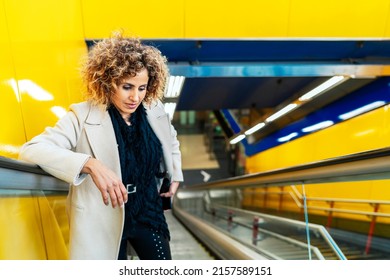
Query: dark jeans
[{"left": 118, "top": 223, "right": 172, "bottom": 260}]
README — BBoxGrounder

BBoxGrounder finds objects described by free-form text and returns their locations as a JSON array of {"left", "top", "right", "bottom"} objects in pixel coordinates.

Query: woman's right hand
[{"left": 81, "top": 158, "right": 128, "bottom": 208}]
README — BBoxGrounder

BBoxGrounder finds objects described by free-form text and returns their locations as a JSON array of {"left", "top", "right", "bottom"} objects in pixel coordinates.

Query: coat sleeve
[
  {"left": 18, "top": 104, "right": 91, "bottom": 185},
  {"left": 156, "top": 99, "right": 184, "bottom": 183},
  {"left": 169, "top": 119, "right": 184, "bottom": 182}
]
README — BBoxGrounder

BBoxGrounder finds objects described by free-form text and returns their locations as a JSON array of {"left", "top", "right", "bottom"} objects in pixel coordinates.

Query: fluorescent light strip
[
  {"left": 165, "top": 76, "right": 175, "bottom": 97},
  {"left": 228, "top": 76, "right": 348, "bottom": 144},
  {"left": 164, "top": 76, "right": 185, "bottom": 98},
  {"left": 338, "top": 101, "right": 385, "bottom": 120},
  {"left": 302, "top": 120, "right": 334, "bottom": 133},
  {"left": 299, "top": 75, "right": 346, "bottom": 102},
  {"left": 245, "top": 122, "right": 265, "bottom": 135},
  {"left": 266, "top": 103, "right": 298, "bottom": 122},
  {"left": 230, "top": 134, "right": 245, "bottom": 145},
  {"left": 278, "top": 132, "right": 298, "bottom": 142}
]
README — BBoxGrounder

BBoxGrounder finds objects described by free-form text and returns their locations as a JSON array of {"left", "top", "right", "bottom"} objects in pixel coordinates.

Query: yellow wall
[
  {"left": 245, "top": 105, "right": 390, "bottom": 224},
  {"left": 0, "top": 0, "right": 86, "bottom": 259},
  {"left": 81, "top": 0, "right": 390, "bottom": 39},
  {"left": 246, "top": 105, "right": 390, "bottom": 173},
  {"left": 0, "top": 0, "right": 86, "bottom": 159},
  {"left": 81, "top": 0, "right": 185, "bottom": 39},
  {"left": 0, "top": 0, "right": 25, "bottom": 158}
]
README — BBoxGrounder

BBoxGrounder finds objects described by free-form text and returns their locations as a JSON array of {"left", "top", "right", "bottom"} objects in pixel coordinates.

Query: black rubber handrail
[
  {"left": 182, "top": 147, "right": 390, "bottom": 189},
  {"left": 0, "top": 156, "right": 68, "bottom": 191},
  {"left": 0, "top": 156, "right": 50, "bottom": 175}
]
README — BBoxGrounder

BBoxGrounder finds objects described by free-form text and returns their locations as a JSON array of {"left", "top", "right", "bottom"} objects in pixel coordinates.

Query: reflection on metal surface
[{"left": 18, "top": 80, "right": 53, "bottom": 101}]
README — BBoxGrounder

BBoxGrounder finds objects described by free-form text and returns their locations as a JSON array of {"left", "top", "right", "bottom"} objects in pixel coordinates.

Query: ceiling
[
  {"left": 142, "top": 39, "right": 390, "bottom": 110},
  {"left": 140, "top": 39, "right": 390, "bottom": 140},
  {"left": 87, "top": 39, "right": 390, "bottom": 139}
]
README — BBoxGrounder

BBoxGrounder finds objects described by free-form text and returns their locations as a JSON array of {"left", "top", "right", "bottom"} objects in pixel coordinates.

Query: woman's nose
[{"left": 128, "top": 90, "right": 139, "bottom": 102}]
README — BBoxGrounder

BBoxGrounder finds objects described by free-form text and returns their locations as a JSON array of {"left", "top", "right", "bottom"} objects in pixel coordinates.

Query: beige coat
[{"left": 19, "top": 100, "right": 183, "bottom": 260}]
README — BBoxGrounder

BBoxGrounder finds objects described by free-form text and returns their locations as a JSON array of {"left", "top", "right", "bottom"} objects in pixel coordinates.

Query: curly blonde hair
[{"left": 81, "top": 32, "right": 169, "bottom": 107}]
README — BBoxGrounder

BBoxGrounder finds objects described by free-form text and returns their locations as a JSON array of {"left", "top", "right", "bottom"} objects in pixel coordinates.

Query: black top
[{"left": 108, "top": 105, "right": 170, "bottom": 239}]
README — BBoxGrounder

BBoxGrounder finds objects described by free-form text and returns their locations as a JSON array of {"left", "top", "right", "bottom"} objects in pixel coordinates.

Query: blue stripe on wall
[{"left": 222, "top": 77, "right": 390, "bottom": 157}]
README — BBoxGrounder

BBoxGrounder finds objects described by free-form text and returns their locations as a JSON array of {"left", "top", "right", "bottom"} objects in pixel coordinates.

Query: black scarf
[{"left": 108, "top": 105, "right": 165, "bottom": 225}]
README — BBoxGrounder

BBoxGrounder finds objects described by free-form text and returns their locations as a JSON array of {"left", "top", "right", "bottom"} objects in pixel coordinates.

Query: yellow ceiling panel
[
  {"left": 185, "top": 0, "right": 290, "bottom": 38},
  {"left": 289, "top": 0, "right": 390, "bottom": 37},
  {"left": 81, "top": 0, "right": 185, "bottom": 39}
]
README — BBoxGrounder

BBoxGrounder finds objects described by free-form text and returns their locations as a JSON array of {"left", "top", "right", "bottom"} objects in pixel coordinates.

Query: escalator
[{"left": 173, "top": 147, "right": 390, "bottom": 260}]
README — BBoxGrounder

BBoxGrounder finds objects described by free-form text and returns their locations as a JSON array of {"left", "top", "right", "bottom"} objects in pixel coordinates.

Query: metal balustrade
[{"left": 173, "top": 147, "right": 390, "bottom": 260}]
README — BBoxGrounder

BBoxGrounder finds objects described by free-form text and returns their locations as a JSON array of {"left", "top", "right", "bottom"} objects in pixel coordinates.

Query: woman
[{"left": 19, "top": 33, "right": 184, "bottom": 260}]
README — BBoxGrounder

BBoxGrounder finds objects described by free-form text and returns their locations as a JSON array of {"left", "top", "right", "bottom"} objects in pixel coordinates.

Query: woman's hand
[
  {"left": 160, "top": 181, "right": 180, "bottom": 198},
  {"left": 82, "top": 158, "right": 128, "bottom": 208}
]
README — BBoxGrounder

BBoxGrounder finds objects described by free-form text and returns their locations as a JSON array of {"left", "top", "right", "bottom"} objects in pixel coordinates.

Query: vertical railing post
[
  {"left": 278, "top": 186, "right": 284, "bottom": 212},
  {"left": 365, "top": 203, "right": 379, "bottom": 255},
  {"left": 263, "top": 187, "right": 268, "bottom": 209},
  {"left": 227, "top": 209, "right": 233, "bottom": 232},
  {"left": 252, "top": 216, "right": 259, "bottom": 245},
  {"left": 326, "top": 201, "right": 335, "bottom": 229}
]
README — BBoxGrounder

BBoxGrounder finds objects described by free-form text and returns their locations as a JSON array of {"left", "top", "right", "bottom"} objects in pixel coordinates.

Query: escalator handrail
[
  {"left": 0, "top": 156, "right": 68, "bottom": 192},
  {"left": 0, "top": 156, "right": 49, "bottom": 175},
  {"left": 181, "top": 147, "right": 390, "bottom": 190}
]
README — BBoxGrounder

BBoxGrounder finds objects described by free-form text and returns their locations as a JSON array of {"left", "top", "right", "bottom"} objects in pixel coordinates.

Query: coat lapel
[
  {"left": 145, "top": 102, "right": 174, "bottom": 178},
  {"left": 84, "top": 105, "right": 122, "bottom": 177}
]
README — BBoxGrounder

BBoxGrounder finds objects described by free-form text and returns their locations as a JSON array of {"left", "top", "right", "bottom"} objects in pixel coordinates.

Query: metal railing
[
  {"left": 0, "top": 156, "right": 68, "bottom": 191},
  {"left": 173, "top": 147, "right": 390, "bottom": 260},
  {"left": 249, "top": 186, "right": 390, "bottom": 218}
]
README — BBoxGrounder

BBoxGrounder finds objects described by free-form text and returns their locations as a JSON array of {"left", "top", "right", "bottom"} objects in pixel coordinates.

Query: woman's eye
[
  {"left": 139, "top": 86, "right": 146, "bottom": 91},
  {"left": 123, "top": 85, "right": 132, "bottom": 90}
]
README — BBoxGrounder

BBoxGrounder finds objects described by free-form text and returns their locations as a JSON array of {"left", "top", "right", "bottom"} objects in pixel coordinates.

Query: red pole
[{"left": 365, "top": 204, "right": 379, "bottom": 255}]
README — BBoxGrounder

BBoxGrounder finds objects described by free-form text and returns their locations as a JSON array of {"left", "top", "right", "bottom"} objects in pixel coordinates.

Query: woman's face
[{"left": 111, "top": 68, "right": 149, "bottom": 122}]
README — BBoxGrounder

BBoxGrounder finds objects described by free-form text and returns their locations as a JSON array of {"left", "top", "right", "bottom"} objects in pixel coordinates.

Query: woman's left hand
[{"left": 160, "top": 181, "right": 180, "bottom": 198}]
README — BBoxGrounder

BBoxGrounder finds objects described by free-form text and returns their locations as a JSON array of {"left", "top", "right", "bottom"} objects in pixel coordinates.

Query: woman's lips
[{"left": 124, "top": 103, "right": 137, "bottom": 110}]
